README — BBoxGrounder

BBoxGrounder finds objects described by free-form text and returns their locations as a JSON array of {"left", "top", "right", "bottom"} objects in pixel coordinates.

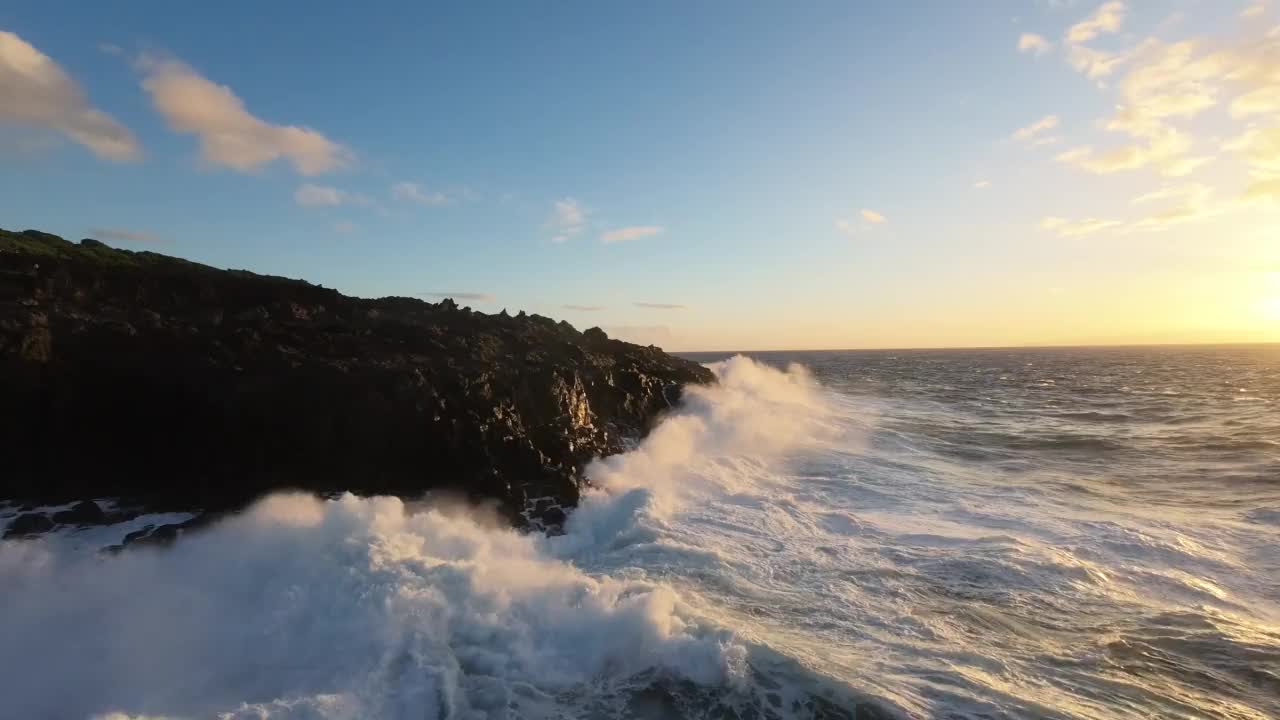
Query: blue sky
[{"left": 2, "top": 1, "right": 1278, "bottom": 349}]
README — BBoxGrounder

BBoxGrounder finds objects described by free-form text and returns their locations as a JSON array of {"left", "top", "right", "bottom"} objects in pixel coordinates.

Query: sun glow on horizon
[{"left": 1260, "top": 272, "right": 1280, "bottom": 324}]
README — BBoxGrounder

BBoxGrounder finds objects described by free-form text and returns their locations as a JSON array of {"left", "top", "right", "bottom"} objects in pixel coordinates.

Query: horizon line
[{"left": 672, "top": 340, "right": 1280, "bottom": 354}]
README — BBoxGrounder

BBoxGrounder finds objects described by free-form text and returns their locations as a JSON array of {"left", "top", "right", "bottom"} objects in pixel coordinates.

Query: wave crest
[{"left": 1, "top": 357, "right": 865, "bottom": 719}]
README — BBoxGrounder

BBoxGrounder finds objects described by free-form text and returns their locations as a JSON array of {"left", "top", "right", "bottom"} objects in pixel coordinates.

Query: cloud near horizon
[
  {"left": 860, "top": 209, "right": 887, "bottom": 223},
  {"left": 89, "top": 227, "right": 163, "bottom": 244},
  {"left": 138, "top": 54, "right": 349, "bottom": 175},
  {"left": 634, "top": 302, "right": 686, "bottom": 310},
  {"left": 600, "top": 225, "right": 664, "bottom": 243},
  {"left": 419, "top": 291, "right": 495, "bottom": 302},
  {"left": 0, "top": 30, "right": 140, "bottom": 162},
  {"left": 562, "top": 304, "right": 604, "bottom": 311},
  {"left": 1044, "top": 184, "right": 1234, "bottom": 238}
]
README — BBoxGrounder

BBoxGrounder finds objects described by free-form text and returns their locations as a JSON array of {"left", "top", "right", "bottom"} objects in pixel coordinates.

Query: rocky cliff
[{"left": 0, "top": 228, "right": 713, "bottom": 529}]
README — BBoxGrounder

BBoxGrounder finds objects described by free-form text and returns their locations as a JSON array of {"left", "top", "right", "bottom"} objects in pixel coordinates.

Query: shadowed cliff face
[{"left": 0, "top": 228, "right": 714, "bottom": 525}]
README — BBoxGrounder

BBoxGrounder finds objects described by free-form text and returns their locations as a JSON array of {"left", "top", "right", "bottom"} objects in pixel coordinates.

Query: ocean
[{"left": 1, "top": 346, "right": 1278, "bottom": 719}]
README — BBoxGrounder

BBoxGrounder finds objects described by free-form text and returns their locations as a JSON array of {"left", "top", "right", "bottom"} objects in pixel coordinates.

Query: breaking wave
[{"left": 0, "top": 357, "right": 887, "bottom": 719}]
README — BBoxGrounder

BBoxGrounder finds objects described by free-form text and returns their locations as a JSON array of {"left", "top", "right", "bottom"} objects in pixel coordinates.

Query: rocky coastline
[{"left": 0, "top": 227, "right": 713, "bottom": 542}]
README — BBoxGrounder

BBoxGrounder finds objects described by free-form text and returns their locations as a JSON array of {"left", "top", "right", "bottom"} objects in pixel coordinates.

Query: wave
[{"left": 0, "top": 357, "right": 891, "bottom": 719}]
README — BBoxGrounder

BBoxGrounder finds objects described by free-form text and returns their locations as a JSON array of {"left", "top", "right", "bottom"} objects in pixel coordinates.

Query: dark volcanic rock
[
  {"left": 120, "top": 514, "right": 219, "bottom": 549},
  {"left": 0, "top": 228, "right": 714, "bottom": 522},
  {"left": 52, "top": 500, "right": 106, "bottom": 525},
  {"left": 4, "top": 512, "right": 54, "bottom": 538}
]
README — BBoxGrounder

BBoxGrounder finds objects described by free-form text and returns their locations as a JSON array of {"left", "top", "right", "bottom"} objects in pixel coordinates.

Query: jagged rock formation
[{"left": 0, "top": 228, "right": 713, "bottom": 527}]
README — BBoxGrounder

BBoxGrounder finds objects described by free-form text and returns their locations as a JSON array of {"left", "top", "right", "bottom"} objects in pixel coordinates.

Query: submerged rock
[
  {"left": 0, "top": 228, "right": 713, "bottom": 524},
  {"left": 119, "top": 514, "right": 217, "bottom": 549}
]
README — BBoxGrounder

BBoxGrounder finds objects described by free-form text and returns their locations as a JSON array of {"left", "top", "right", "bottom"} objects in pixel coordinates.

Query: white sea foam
[{"left": 0, "top": 357, "right": 834, "bottom": 720}]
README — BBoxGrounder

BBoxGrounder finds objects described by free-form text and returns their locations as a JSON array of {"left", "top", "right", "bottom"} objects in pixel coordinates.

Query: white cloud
[
  {"left": 391, "top": 182, "right": 450, "bottom": 206},
  {"left": 1231, "top": 86, "right": 1280, "bottom": 117},
  {"left": 1222, "top": 128, "right": 1260, "bottom": 153},
  {"left": 1243, "top": 177, "right": 1280, "bottom": 203},
  {"left": 1056, "top": 121, "right": 1209, "bottom": 177},
  {"left": 1019, "top": 33, "right": 1053, "bottom": 56},
  {"left": 1053, "top": 34, "right": 1280, "bottom": 178},
  {"left": 1131, "top": 183, "right": 1211, "bottom": 206},
  {"left": 1047, "top": 185, "right": 1230, "bottom": 237},
  {"left": 835, "top": 211, "right": 886, "bottom": 237},
  {"left": 90, "top": 227, "right": 162, "bottom": 244},
  {"left": 1061, "top": 2, "right": 1132, "bottom": 80},
  {"left": 1040, "top": 216, "right": 1123, "bottom": 236},
  {"left": 555, "top": 198, "right": 584, "bottom": 226},
  {"left": 1055, "top": 146, "right": 1094, "bottom": 164},
  {"left": 1032, "top": 135, "right": 1064, "bottom": 147},
  {"left": 1067, "top": 45, "right": 1129, "bottom": 78},
  {"left": 974, "top": 180, "right": 992, "bottom": 189},
  {"left": 600, "top": 225, "right": 664, "bottom": 243},
  {"left": 138, "top": 55, "right": 348, "bottom": 175},
  {"left": 1242, "top": 4, "right": 1266, "bottom": 19},
  {"left": 634, "top": 302, "right": 686, "bottom": 310},
  {"left": 1128, "top": 185, "right": 1223, "bottom": 231},
  {"left": 1114, "top": 41, "right": 1226, "bottom": 123},
  {"left": 294, "top": 184, "right": 368, "bottom": 207},
  {"left": 1161, "top": 154, "right": 1214, "bottom": 177},
  {"left": 1034, "top": 13, "right": 1280, "bottom": 232},
  {"left": 1226, "top": 126, "right": 1280, "bottom": 173},
  {"left": 1013, "top": 114, "right": 1061, "bottom": 141},
  {"left": 1067, "top": 1, "right": 1127, "bottom": 44},
  {"left": 0, "top": 31, "right": 140, "bottom": 161},
  {"left": 548, "top": 198, "right": 586, "bottom": 242}
]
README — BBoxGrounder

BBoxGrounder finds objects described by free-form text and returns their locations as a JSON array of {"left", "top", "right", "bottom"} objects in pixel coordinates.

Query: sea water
[{"left": 1, "top": 347, "right": 1277, "bottom": 719}]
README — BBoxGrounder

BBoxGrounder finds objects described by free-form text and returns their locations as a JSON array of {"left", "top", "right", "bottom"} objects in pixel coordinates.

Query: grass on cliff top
[
  {"left": 0, "top": 227, "right": 303, "bottom": 287},
  {"left": 1, "top": 226, "right": 389, "bottom": 301},
  {"left": 0, "top": 227, "right": 207, "bottom": 269},
  {"left": 0, "top": 226, "right": 610, "bottom": 341}
]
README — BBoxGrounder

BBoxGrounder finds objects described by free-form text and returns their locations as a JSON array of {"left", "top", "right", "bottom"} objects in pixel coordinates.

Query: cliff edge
[{"left": 0, "top": 228, "right": 713, "bottom": 529}]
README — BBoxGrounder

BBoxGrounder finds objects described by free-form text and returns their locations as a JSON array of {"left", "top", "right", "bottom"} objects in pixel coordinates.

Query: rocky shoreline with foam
[{"left": 0, "top": 226, "right": 713, "bottom": 536}]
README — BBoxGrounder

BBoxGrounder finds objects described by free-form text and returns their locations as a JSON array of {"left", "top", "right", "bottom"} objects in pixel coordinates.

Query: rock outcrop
[
  {"left": 0, "top": 228, "right": 713, "bottom": 526},
  {"left": 3, "top": 512, "right": 55, "bottom": 538}
]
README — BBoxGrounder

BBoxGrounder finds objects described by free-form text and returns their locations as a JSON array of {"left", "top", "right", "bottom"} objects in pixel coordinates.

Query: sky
[{"left": 1, "top": 1, "right": 1278, "bottom": 351}]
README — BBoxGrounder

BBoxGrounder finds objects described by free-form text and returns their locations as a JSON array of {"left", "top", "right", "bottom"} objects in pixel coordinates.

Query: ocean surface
[{"left": 2, "top": 346, "right": 1278, "bottom": 719}]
